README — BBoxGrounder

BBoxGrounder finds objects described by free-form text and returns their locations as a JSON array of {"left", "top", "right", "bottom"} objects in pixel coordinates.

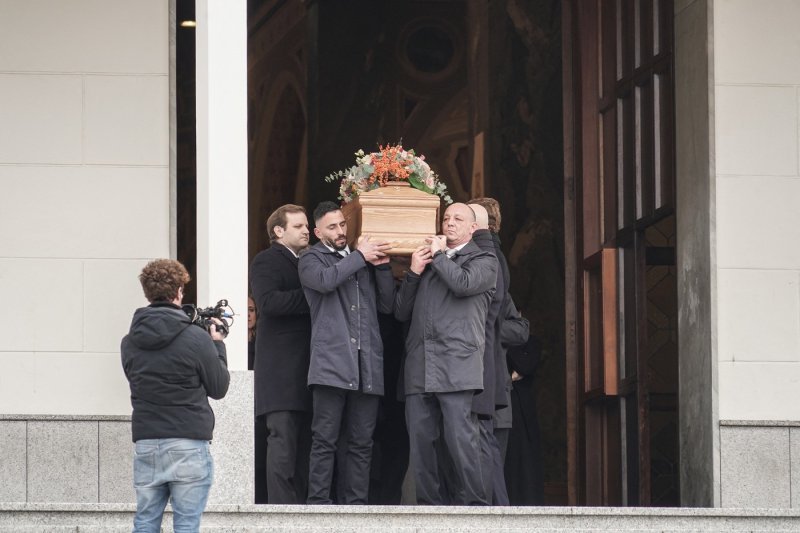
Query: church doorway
[
  {"left": 175, "top": 0, "right": 680, "bottom": 507},
  {"left": 562, "top": 0, "right": 679, "bottom": 506},
  {"left": 243, "top": 0, "right": 568, "bottom": 505}
]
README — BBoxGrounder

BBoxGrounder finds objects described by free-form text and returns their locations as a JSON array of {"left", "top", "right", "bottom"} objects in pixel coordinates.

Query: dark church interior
[{"left": 175, "top": 0, "right": 680, "bottom": 507}]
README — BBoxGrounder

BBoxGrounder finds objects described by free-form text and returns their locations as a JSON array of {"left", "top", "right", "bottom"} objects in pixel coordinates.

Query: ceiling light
[{"left": 180, "top": 20, "right": 197, "bottom": 28}]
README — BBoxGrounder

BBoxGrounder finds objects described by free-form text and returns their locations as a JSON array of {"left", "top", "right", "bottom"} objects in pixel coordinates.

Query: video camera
[{"left": 182, "top": 299, "right": 234, "bottom": 338}]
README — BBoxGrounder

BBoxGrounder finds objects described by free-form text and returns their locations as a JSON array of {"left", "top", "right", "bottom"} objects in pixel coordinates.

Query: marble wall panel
[
  {"left": 717, "top": 177, "right": 800, "bottom": 269},
  {"left": 0, "top": 166, "right": 169, "bottom": 259},
  {"left": 99, "top": 422, "right": 135, "bottom": 503},
  {"left": 0, "top": 0, "right": 168, "bottom": 74},
  {"left": 715, "top": 0, "right": 800, "bottom": 85},
  {"left": 0, "top": 421, "right": 26, "bottom": 502},
  {"left": 84, "top": 260, "right": 150, "bottom": 354},
  {"left": 27, "top": 421, "right": 98, "bottom": 503},
  {"left": 0, "top": 74, "right": 82, "bottom": 164},
  {"left": 720, "top": 426, "right": 791, "bottom": 507},
  {"left": 792, "top": 428, "right": 800, "bottom": 508},
  {"left": 718, "top": 269, "right": 800, "bottom": 362},
  {"left": 207, "top": 371, "right": 254, "bottom": 504},
  {"left": 0, "top": 259, "right": 84, "bottom": 352},
  {"left": 0, "top": 353, "right": 130, "bottom": 416},
  {"left": 716, "top": 85, "right": 797, "bottom": 177},
  {"left": 84, "top": 75, "right": 169, "bottom": 166},
  {"left": 719, "top": 362, "right": 800, "bottom": 421}
]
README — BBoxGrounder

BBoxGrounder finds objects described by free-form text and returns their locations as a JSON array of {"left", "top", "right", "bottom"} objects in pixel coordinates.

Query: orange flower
[{"left": 370, "top": 144, "right": 411, "bottom": 186}]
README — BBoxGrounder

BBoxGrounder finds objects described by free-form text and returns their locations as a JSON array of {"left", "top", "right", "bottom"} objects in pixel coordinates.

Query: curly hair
[
  {"left": 139, "top": 259, "right": 191, "bottom": 303},
  {"left": 468, "top": 197, "right": 501, "bottom": 233}
]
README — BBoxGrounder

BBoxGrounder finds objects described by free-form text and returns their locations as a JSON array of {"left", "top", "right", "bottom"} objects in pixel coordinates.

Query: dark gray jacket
[
  {"left": 471, "top": 229, "right": 505, "bottom": 416},
  {"left": 121, "top": 303, "right": 230, "bottom": 442},
  {"left": 394, "top": 239, "right": 497, "bottom": 395},
  {"left": 495, "top": 297, "right": 530, "bottom": 429},
  {"left": 298, "top": 241, "right": 395, "bottom": 395}
]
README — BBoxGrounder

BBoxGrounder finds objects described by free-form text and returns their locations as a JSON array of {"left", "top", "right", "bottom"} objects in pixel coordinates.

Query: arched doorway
[{"left": 245, "top": 0, "right": 568, "bottom": 504}]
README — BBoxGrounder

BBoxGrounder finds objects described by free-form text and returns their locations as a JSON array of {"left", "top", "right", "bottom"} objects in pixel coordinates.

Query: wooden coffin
[{"left": 341, "top": 182, "right": 442, "bottom": 255}]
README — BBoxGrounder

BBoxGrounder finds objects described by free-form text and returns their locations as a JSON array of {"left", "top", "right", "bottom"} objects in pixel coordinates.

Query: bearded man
[{"left": 298, "top": 200, "right": 395, "bottom": 504}]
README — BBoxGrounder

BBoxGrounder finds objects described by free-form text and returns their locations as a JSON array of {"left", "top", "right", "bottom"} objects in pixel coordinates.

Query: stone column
[
  {"left": 195, "top": 0, "right": 248, "bottom": 370},
  {"left": 674, "top": 0, "right": 719, "bottom": 507},
  {"left": 195, "top": 0, "right": 253, "bottom": 504}
]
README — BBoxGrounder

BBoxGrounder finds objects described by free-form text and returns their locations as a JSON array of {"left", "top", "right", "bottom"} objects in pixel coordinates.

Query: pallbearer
[
  {"left": 249, "top": 204, "right": 313, "bottom": 504},
  {"left": 394, "top": 202, "right": 498, "bottom": 505},
  {"left": 299, "top": 201, "right": 395, "bottom": 504}
]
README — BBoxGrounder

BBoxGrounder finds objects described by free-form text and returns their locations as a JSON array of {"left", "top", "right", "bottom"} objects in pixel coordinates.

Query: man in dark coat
[
  {"left": 497, "top": 297, "right": 530, "bottom": 457},
  {"left": 394, "top": 202, "right": 497, "bottom": 505},
  {"left": 504, "top": 334, "right": 544, "bottom": 505},
  {"left": 249, "top": 203, "right": 312, "bottom": 504},
  {"left": 299, "top": 201, "right": 395, "bottom": 504},
  {"left": 467, "top": 203, "right": 509, "bottom": 505},
  {"left": 469, "top": 197, "right": 528, "bottom": 504}
]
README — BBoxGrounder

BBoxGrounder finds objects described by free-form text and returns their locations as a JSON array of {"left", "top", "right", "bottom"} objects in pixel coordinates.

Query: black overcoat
[
  {"left": 249, "top": 243, "right": 312, "bottom": 416},
  {"left": 470, "top": 230, "right": 505, "bottom": 416},
  {"left": 504, "top": 335, "right": 544, "bottom": 505}
]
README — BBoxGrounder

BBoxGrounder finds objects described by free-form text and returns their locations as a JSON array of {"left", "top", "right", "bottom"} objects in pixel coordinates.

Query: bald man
[
  {"left": 470, "top": 203, "right": 490, "bottom": 228},
  {"left": 394, "top": 202, "right": 498, "bottom": 505}
]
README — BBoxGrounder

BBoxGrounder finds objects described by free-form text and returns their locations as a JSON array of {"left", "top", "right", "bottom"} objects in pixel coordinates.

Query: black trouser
[
  {"left": 368, "top": 398, "right": 410, "bottom": 504},
  {"left": 477, "top": 417, "right": 495, "bottom": 504},
  {"left": 487, "top": 423, "right": 509, "bottom": 505},
  {"left": 307, "top": 385, "right": 379, "bottom": 504},
  {"left": 265, "top": 410, "right": 311, "bottom": 504},
  {"left": 254, "top": 415, "right": 268, "bottom": 503},
  {"left": 406, "top": 391, "right": 487, "bottom": 505},
  {"left": 495, "top": 427, "right": 510, "bottom": 463}
]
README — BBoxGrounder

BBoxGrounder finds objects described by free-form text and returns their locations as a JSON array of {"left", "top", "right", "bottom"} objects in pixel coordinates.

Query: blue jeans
[{"left": 133, "top": 438, "right": 214, "bottom": 533}]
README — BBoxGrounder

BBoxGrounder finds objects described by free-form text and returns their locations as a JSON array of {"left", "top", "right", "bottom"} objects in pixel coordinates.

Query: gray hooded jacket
[{"left": 394, "top": 239, "right": 497, "bottom": 394}]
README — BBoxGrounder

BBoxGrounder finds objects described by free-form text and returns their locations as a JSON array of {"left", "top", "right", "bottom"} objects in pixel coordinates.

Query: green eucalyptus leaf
[{"left": 408, "top": 174, "right": 433, "bottom": 193}]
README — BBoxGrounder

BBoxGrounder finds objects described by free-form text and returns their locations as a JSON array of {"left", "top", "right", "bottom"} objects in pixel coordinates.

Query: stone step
[{"left": 1, "top": 503, "right": 799, "bottom": 532}]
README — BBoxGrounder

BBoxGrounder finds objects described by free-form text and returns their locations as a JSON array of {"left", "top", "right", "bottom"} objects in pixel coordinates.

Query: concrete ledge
[
  {"left": 0, "top": 415, "right": 131, "bottom": 422},
  {"left": 1, "top": 504, "right": 799, "bottom": 532},
  {"left": 721, "top": 420, "right": 800, "bottom": 427}
]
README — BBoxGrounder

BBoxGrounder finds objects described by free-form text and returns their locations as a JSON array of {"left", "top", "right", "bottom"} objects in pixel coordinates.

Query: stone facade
[
  {"left": 715, "top": 0, "right": 800, "bottom": 423},
  {"left": 710, "top": 0, "right": 800, "bottom": 509},
  {"left": 719, "top": 422, "right": 800, "bottom": 508},
  {"left": 2, "top": 0, "right": 800, "bottom": 512},
  {"left": 0, "top": 372, "right": 252, "bottom": 505},
  {"left": 0, "top": 0, "right": 169, "bottom": 416}
]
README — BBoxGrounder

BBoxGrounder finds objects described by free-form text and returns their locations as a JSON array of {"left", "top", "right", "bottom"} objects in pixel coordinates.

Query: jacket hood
[{"left": 127, "top": 304, "right": 192, "bottom": 351}]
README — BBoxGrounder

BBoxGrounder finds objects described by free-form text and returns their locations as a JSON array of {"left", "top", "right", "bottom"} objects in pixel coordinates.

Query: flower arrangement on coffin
[{"left": 324, "top": 143, "right": 453, "bottom": 205}]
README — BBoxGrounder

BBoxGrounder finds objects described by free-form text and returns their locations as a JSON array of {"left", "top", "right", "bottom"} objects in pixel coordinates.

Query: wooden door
[{"left": 563, "top": 0, "right": 678, "bottom": 506}]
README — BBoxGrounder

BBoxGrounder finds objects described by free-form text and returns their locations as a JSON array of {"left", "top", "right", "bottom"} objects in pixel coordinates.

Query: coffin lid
[{"left": 354, "top": 182, "right": 443, "bottom": 207}]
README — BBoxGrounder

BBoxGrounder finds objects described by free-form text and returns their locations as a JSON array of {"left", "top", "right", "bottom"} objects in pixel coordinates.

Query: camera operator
[{"left": 121, "top": 259, "right": 230, "bottom": 532}]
